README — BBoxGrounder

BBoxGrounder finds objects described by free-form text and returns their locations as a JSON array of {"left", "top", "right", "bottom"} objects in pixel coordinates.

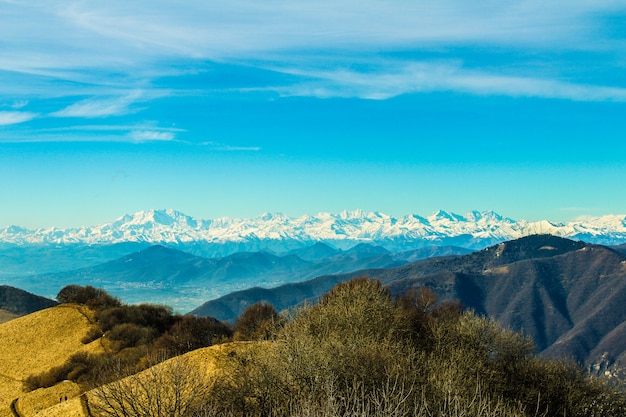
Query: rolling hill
[
  {"left": 0, "top": 297, "right": 253, "bottom": 417},
  {"left": 192, "top": 235, "right": 626, "bottom": 377},
  {"left": 0, "top": 304, "right": 104, "bottom": 416},
  {"left": 13, "top": 341, "right": 259, "bottom": 417}
]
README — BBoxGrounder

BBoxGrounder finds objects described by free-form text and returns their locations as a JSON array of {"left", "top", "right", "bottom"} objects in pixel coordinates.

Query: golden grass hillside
[
  {"left": 13, "top": 380, "right": 82, "bottom": 417},
  {"left": 32, "top": 341, "right": 259, "bottom": 417},
  {"left": 0, "top": 304, "right": 104, "bottom": 417}
]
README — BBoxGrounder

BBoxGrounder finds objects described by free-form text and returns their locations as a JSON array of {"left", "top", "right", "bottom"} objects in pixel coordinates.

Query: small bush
[
  {"left": 233, "top": 302, "right": 280, "bottom": 341},
  {"left": 107, "top": 323, "right": 158, "bottom": 351},
  {"left": 24, "top": 352, "right": 98, "bottom": 390},
  {"left": 57, "top": 285, "right": 121, "bottom": 310},
  {"left": 24, "top": 368, "right": 64, "bottom": 391},
  {"left": 97, "top": 304, "right": 176, "bottom": 334},
  {"left": 153, "top": 315, "right": 232, "bottom": 356}
]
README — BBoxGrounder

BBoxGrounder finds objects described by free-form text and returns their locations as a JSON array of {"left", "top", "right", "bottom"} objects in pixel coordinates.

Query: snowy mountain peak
[
  {"left": 428, "top": 210, "right": 464, "bottom": 223},
  {"left": 118, "top": 209, "right": 198, "bottom": 228},
  {"left": 1, "top": 225, "right": 29, "bottom": 234},
  {"left": 2, "top": 209, "right": 626, "bottom": 248}
]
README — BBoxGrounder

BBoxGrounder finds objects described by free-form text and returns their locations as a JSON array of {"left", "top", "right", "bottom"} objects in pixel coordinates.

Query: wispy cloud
[
  {"left": 7, "top": 126, "right": 246, "bottom": 150},
  {"left": 1, "top": 0, "right": 625, "bottom": 134},
  {"left": 129, "top": 130, "right": 175, "bottom": 142},
  {"left": 0, "top": 123, "right": 185, "bottom": 144},
  {"left": 199, "top": 141, "right": 261, "bottom": 151},
  {"left": 40, "top": 124, "right": 186, "bottom": 134},
  {"left": 0, "top": 111, "right": 38, "bottom": 126},
  {"left": 273, "top": 61, "right": 626, "bottom": 101},
  {"left": 50, "top": 92, "right": 145, "bottom": 118},
  {"left": 9, "top": 100, "right": 29, "bottom": 109},
  {"left": 52, "top": 1, "right": 626, "bottom": 57},
  {"left": 2, "top": 1, "right": 624, "bottom": 74}
]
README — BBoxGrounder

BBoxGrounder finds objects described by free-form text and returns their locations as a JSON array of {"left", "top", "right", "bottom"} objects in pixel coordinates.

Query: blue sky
[{"left": 1, "top": 0, "right": 626, "bottom": 228}]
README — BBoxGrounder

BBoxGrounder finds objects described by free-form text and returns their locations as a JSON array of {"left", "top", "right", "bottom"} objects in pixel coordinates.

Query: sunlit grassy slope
[
  {"left": 0, "top": 304, "right": 103, "bottom": 417},
  {"left": 30, "top": 342, "right": 257, "bottom": 417}
]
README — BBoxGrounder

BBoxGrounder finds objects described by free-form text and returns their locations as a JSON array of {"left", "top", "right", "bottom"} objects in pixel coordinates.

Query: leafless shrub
[{"left": 88, "top": 352, "right": 211, "bottom": 417}]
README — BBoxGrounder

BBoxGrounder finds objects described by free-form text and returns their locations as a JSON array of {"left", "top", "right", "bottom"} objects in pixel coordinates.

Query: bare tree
[{"left": 87, "top": 352, "right": 211, "bottom": 417}]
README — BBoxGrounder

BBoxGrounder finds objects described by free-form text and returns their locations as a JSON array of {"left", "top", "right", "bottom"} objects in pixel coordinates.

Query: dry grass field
[
  {"left": 14, "top": 380, "right": 82, "bottom": 417},
  {"left": 0, "top": 299, "right": 256, "bottom": 417},
  {"left": 26, "top": 342, "right": 257, "bottom": 417},
  {"left": 0, "top": 294, "right": 253, "bottom": 417},
  {"left": 30, "top": 397, "right": 85, "bottom": 417},
  {"left": 0, "top": 304, "right": 104, "bottom": 417}
]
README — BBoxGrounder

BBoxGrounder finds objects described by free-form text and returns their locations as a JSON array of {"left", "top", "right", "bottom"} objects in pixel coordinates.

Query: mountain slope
[
  {"left": 613, "top": 243, "right": 626, "bottom": 255},
  {"left": 192, "top": 235, "right": 626, "bottom": 376},
  {"left": 0, "top": 285, "right": 58, "bottom": 323},
  {"left": 191, "top": 235, "right": 581, "bottom": 322}
]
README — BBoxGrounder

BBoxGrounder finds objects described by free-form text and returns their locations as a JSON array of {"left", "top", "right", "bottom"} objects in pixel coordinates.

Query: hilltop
[{"left": 0, "top": 304, "right": 104, "bottom": 416}]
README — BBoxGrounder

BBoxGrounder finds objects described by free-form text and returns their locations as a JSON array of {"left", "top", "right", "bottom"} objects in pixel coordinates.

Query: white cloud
[
  {"left": 50, "top": 92, "right": 143, "bottom": 118},
  {"left": 449, "top": 72, "right": 626, "bottom": 102},
  {"left": 1, "top": 0, "right": 625, "bottom": 112},
  {"left": 129, "top": 130, "right": 176, "bottom": 142},
  {"left": 2, "top": 0, "right": 623, "bottom": 74},
  {"left": 0, "top": 111, "right": 37, "bottom": 125},
  {"left": 199, "top": 141, "right": 261, "bottom": 151},
  {"left": 10, "top": 100, "right": 29, "bottom": 109},
  {"left": 0, "top": 123, "right": 184, "bottom": 143},
  {"left": 273, "top": 61, "right": 626, "bottom": 102},
  {"left": 39, "top": 123, "right": 186, "bottom": 134},
  {"left": 55, "top": 1, "right": 626, "bottom": 56}
]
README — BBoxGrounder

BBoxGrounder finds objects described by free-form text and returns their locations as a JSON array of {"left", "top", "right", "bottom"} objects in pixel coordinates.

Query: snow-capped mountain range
[{"left": 1, "top": 209, "right": 626, "bottom": 250}]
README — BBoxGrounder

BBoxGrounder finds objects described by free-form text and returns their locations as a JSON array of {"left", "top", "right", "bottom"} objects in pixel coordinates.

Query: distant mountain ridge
[
  {"left": 2, "top": 209, "right": 626, "bottom": 252},
  {"left": 0, "top": 285, "right": 57, "bottom": 317},
  {"left": 11, "top": 243, "right": 457, "bottom": 312}
]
